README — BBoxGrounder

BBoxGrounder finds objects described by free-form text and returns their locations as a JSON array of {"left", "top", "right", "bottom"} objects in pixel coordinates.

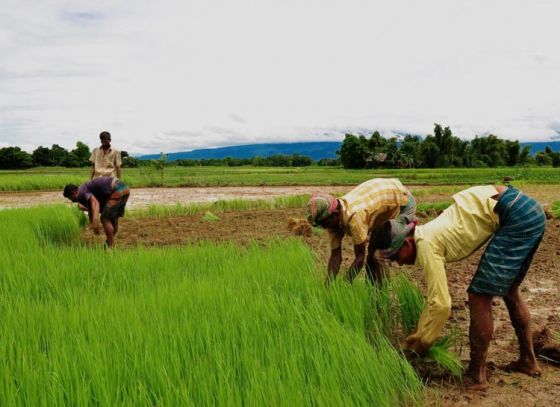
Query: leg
[
  {"left": 112, "top": 218, "right": 119, "bottom": 236},
  {"left": 502, "top": 284, "right": 541, "bottom": 377},
  {"left": 101, "top": 217, "right": 115, "bottom": 247},
  {"left": 365, "top": 251, "right": 386, "bottom": 285},
  {"left": 467, "top": 292, "right": 494, "bottom": 391}
]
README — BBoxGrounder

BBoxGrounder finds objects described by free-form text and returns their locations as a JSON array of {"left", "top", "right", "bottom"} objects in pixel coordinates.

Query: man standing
[
  {"left": 90, "top": 131, "right": 122, "bottom": 179},
  {"left": 306, "top": 178, "right": 416, "bottom": 284},
  {"left": 63, "top": 177, "right": 130, "bottom": 247},
  {"left": 374, "top": 185, "right": 545, "bottom": 390}
]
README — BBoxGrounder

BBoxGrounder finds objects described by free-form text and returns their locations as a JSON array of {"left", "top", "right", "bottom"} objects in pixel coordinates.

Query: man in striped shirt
[
  {"left": 306, "top": 178, "right": 416, "bottom": 284},
  {"left": 375, "top": 185, "right": 545, "bottom": 390}
]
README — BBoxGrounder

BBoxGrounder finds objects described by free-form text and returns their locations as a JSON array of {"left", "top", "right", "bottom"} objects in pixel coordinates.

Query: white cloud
[{"left": 0, "top": 0, "right": 559, "bottom": 154}]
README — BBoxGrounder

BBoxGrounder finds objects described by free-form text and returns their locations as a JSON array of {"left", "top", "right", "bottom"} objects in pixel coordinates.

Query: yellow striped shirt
[{"left": 327, "top": 178, "right": 410, "bottom": 249}]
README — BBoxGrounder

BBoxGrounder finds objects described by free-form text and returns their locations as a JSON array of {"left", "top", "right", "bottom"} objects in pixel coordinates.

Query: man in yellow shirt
[
  {"left": 90, "top": 131, "right": 122, "bottom": 179},
  {"left": 375, "top": 185, "right": 546, "bottom": 390},
  {"left": 306, "top": 178, "right": 416, "bottom": 284}
]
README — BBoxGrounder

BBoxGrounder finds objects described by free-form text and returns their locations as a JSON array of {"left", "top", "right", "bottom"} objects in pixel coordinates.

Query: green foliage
[
  {"left": 552, "top": 201, "right": 560, "bottom": 218},
  {"left": 201, "top": 211, "right": 220, "bottom": 221},
  {"left": 0, "top": 206, "right": 425, "bottom": 405},
  {"left": 0, "top": 147, "right": 33, "bottom": 169},
  {"left": 336, "top": 124, "right": 559, "bottom": 169}
]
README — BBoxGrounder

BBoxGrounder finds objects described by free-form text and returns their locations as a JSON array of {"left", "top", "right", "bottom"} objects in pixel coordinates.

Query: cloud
[{"left": 0, "top": 0, "right": 559, "bottom": 154}]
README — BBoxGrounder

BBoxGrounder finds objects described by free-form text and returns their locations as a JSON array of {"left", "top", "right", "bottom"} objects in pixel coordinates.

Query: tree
[
  {"left": 338, "top": 134, "right": 367, "bottom": 169},
  {"left": 71, "top": 141, "right": 90, "bottom": 166},
  {"left": 420, "top": 136, "right": 440, "bottom": 168},
  {"left": 32, "top": 146, "right": 52, "bottom": 166},
  {"left": 0, "top": 147, "right": 33, "bottom": 169},
  {"left": 50, "top": 144, "right": 69, "bottom": 166}
]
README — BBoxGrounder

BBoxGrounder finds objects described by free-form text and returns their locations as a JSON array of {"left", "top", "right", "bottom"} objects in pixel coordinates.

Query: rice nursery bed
[{"left": 0, "top": 206, "right": 464, "bottom": 405}]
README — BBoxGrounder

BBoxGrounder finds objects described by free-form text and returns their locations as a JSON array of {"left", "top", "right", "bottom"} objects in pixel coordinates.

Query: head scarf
[
  {"left": 379, "top": 217, "right": 418, "bottom": 259},
  {"left": 306, "top": 192, "right": 338, "bottom": 226}
]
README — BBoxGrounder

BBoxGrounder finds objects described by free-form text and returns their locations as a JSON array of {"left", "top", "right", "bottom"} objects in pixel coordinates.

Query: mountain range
[{"left": 139, "top": 141, "right": 560, "bottom": 161}]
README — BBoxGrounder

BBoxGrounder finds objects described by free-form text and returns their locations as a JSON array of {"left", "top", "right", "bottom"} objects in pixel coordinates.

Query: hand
[{"left": 403, "top": 335, "right": 429, "bottom": 356}]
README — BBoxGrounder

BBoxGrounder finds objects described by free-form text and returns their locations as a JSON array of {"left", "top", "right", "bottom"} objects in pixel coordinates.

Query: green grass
[
  {"left": 129, "top": 194, "right": 310, "bottom": 219},
  {"left": 0, "top": 206, "right": 429, "bottom": 406},
  {"left": 1, "top": 165, "right": 560, "bottom": 191},
  {"left": 552, "top": 201, "right": 560, "bottom": 218}
]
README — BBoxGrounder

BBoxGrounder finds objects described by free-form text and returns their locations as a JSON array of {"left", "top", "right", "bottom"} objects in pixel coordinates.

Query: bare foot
[
  {"left": 502, "top": 360, "right": 542, "bottom": 377},
  {"left": 463, "top": 375, "right": 489, "bottom": 392}
]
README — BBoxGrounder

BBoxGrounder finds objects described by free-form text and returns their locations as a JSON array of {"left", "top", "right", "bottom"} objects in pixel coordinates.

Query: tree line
[
  {"left": 338, "top": 124, "right": 560, "bottom": 169},
  {"left": 1, "top": 125, "right": 559, "bottom": 170},
  {"left": 0, "top": 142, "right": 139, "bottom": 170}
]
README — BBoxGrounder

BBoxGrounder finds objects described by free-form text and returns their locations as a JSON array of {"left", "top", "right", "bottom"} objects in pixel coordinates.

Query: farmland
[
  {"left": 2, "top": 166, "right": 560, "bottom": 191},
  {"left": 1, "top": 167, "right": 559, "bottom": 406}
]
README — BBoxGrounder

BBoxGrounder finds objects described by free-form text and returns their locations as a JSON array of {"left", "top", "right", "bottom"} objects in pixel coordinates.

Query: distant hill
[
  {"left": 139, "top": 140, "right": 560, "bottom": 161},
  {"left": 522, "top": 141, "right": 560, "bottom": 155},
  {"left": 140, "top": 142, "right": 341, "bottom": 161}
]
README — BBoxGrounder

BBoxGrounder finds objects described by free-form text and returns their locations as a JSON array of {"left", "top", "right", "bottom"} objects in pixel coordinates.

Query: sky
[{"left": 1, "top": 0, "right": 559, "bottom": 154}]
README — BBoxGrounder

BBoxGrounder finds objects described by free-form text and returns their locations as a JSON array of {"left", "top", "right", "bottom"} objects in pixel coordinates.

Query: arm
[
  {"left": 89, "top": 150, "right": 96, "bottom": 179},
  {"left": 403, "top": 241, "right": 452, "bottom": 355},
  {"left": 88, "top": 196, "right": 102, "bottom": 234},
  {"left": 327, "top": 247, "right": 342, "bottom": 284},
  {"left": 345, "top": 242, "right": 366, "bottom": 282},
  {"left": 115, "top": 151, "right": 122, "bottom": 179}
]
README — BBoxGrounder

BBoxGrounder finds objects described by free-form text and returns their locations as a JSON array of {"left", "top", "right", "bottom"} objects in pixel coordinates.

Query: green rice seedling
[
  {"left": 552, "top": 201, "right": 560, "bottom": 218},
  {"left": 2, "top": 166, "right": 560, "bottom": 191},
  {"left": 391, "top": 273, "right": 425, "bottom": 335},
  {"left": 390, "top": 273, "right": 463, "bottom": 378},
  {"left": 0, "top": 206, "right": 426, "bottom": 406},
  {"left": 201, "top": 211, "right": 220, "bottom": 221},
  {"left": 129, "top": 194, "right": 311, "bottom": 219}
]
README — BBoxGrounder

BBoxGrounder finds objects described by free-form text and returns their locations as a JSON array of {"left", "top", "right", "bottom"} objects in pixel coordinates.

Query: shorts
[
  {"left": 101, "top": 180, "right": 130, "bottom": 221},
  {"left": 468, "top": 186, "right": 546, "bottom": 296}
]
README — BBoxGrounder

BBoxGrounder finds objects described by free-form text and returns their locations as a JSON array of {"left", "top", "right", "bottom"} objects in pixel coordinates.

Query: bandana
[
  {"left": 306, "top": 192, "right": 338, "bottom": 226},
  {"left": 379, "top": 217, "right": 418, "bottom": 259}
]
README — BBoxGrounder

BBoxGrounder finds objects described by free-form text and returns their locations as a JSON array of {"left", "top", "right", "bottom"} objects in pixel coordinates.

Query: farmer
[
  {"left": 306, "top": 178, "right": 416, "bottom": 284},
  {"left": 374, "top": 185, "right": 545, "bottom": 390},
  {"left": 63, "top": 176, "right": 130, "bottom": 247},
  {"left": 90, "top": 131, "right": 122, "bottom": 179}
]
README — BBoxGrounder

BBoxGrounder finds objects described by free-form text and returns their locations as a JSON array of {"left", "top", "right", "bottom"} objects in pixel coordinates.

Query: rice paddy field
[
  {"left": 2, "top": 165, "right": 560, "bottom": 191},
  {"left": 1, "top": 167, "right": 560, "bottom": 406}
]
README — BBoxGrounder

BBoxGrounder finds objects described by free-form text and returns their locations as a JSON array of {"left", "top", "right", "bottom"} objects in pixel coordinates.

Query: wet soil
[
  {"left": 82, "top": 207, "right": 560, "bottom": 407},
  {"left": 2, "top": 183, "right": 559, "bottom": 210}
]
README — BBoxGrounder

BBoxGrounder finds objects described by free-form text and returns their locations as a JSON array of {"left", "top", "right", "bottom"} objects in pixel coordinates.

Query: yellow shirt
[
  {"left": 90, "top": 147, "right": 122, "bottom": 178},
  {"left": 407, "top": 185, "right": 500, "bottom": 348},
  {"left": 327, "top": 178, "right": 410, "bottom": 249}
]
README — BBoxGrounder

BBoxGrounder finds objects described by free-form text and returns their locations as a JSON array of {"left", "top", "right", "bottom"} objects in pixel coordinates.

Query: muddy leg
[
  {"left": 112, "top": 218, "right": 119, "bottom": 236},
  {"left": 468, "top": 292, "right": 494, "bottom": 390},
  {"left": 101, "top": 217, "right": 115, "bottom": 247},
  {"left": 502, "top": 284, "right": 541, "bottom": 377}
]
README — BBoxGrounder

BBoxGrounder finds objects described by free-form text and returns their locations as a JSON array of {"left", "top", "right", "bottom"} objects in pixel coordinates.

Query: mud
[
  {"left": 81, "top": 208, "right": 560, "bottom": 407},
  {"left": 2, "top": 183, "right": 560, "bottom": 210}
]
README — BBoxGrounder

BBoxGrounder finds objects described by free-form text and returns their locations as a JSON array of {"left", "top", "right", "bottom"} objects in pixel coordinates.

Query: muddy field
[
  {"left": 2, "top": 183, "right": 559, "bottom": 210},
  {"left": 82, "top": 207, "right": 560, "bottom": 407}
]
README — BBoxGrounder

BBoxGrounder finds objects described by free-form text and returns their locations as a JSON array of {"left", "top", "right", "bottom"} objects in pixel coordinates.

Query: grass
[
  {"left": 2, "top": 165, "right": 560, "bottom": 191},
  {"left": 1, "top": 205, "right": 431, "bottom": 406},
  {"left": 129, "top": 194, "right": 311, "bottom": 219},
  {"left": 552, "top": 201, "right": 560, "bottom": 218}
]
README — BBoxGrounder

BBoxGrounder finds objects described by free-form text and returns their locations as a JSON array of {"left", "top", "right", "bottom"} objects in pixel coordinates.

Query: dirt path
[
  {"left": 82, "top": 209, "right": 560, "bottom": 407},
  {"left": 2, "top": 183, "right": 559, "bottom": 210}
]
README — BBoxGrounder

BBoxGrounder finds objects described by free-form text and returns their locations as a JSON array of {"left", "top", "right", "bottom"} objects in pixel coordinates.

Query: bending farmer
[
  {"left": 306, "top": 178, "right": 416, "bottom": 284},
  {"left": 375, "top": 185, "right": 545, "bottom": 390},
  {"left": 63, "top": 176, "right": 130, "bottom": 247}
]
